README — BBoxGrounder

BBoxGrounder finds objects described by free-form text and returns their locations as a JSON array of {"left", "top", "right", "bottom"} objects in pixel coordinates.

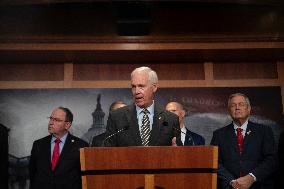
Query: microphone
[
  {"left": 172, "top": 125, "right": 195, "bottom": 146},
  {"left": 102, "top": 126, "right": 129, "bottom": 147},
  {"left": 89, "top": 134, "right": 95, "bottom": 147}
]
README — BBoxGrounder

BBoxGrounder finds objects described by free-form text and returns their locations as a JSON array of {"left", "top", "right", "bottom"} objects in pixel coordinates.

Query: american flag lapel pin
[{"left": 246, "top": 130, "right": 251, "bottom": 135}]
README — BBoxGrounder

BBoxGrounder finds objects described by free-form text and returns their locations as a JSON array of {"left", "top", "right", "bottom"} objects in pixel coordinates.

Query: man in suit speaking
[
  {"left": 29, "top": 107, "right": 88, "bottom": 189},
  {"left": 104, "top": 66, "right": 180, "bottom": 147},
  {"left": 211, "top": 93, "right": 277, "bottom": 189}
]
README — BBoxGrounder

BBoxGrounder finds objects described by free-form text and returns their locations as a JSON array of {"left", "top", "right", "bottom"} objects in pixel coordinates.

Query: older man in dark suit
[
  {"left": 104, "top": 66, "right": 179, "bottom": 147},
  {"left": 29, "top": 107, "right": 88, "bottom": 189},
  {"left": 211, "top": 93, "right": 277, "bottom": 189}
]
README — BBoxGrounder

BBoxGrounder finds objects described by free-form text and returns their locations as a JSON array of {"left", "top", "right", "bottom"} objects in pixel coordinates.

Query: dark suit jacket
[
  {"left": 275, "top": 131, "right": 284, "bottom": 188},
  {"left": 29, "top": 133, "right": 88, "bottom": 189},
  {"left": 104, "top": 104, "right": 180, "bottom": 147},
  {"left": 210, "top": 121, "right": 277, "bottom": 189},
  {"left": 176, "top": 128, "right": 205, "bottom": 146},
  {"left": 91, "top": 132, "right": 106, "bottom": 147},
  {"left": 0, "top": 124, "right": 8, "bottom": 189}
]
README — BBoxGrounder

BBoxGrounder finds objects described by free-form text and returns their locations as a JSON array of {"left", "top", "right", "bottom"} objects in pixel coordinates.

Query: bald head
[
  {"left": 109, "top": 101, "right": 127, "bottom": 112},
  {"left": 165, "top": 102, "right": 186, "bottom": 127}
]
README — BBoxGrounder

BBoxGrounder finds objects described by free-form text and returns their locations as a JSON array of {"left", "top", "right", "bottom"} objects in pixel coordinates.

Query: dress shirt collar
[
  {"left": 180, "top": 125, "right": 187, "bottom": 145},
  {"left": 233, "top": 119, "right": 248, "bottom": 135},
  {"left": 51, "top": 132, "right": 68, "bottom": 144},
  {"left": 136, "top": 101, "right": 155, "bottom": 115},
  {"left": 181, "top": 125, "right": 187, "bottom": 133}
]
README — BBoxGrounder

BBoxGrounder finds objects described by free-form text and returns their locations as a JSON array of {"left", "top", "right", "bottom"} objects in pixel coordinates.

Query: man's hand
[
  {"left": 231, "top": 174, "right": 254, "bottom": 189},
  {"left": 171, "top": 137, "right": 177, "bottom": 146},
  {"left": 231, "top": 179, "right": 240, "bottom": 189}
]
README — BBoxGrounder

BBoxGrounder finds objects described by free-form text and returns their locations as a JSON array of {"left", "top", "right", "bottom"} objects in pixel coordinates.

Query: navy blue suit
[
  {"left": 211, "top": 121, "right": 277, "bottom": 189},
  {"left": 177, "top": 127, "right": 205, "bottom": 146}
]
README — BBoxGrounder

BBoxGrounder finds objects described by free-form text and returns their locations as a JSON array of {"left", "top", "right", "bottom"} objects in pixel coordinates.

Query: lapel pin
[
  {"left": 71, "top": 139, "right": 75, "bottom": 143},
  {"left": 246, "top": 130, "right": 251, "bottom": 135},
  {"left": 159, "top": 116, "right": 161, "bottom": 120}
]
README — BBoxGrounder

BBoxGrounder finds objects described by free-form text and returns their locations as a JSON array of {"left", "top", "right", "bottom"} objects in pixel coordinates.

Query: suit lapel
[
  {"left": 126, "top": 105, "right": 142, "bottom": 145},
  {"left": 53, "top": 133, "right": 71, "bottom": 172},
  {"left": 149, "top": 105, "right": 164, "bottom": 145},
  {"left": 45, "top": 135, "right": 53, "bottom": 172},
  {"left": 184, "top": 128, "right": 193, "bottom": 146},
  {"left": 242, "top": 121, "right": 254, "bottom": 155},
  {"left": 227, "top": 124, "right": 239, "bottom": 155}
]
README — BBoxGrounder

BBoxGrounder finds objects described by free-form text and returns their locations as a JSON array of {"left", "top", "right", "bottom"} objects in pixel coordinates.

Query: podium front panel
[{"left": 80, "top": 146, "right": 218, "bottom": 189}]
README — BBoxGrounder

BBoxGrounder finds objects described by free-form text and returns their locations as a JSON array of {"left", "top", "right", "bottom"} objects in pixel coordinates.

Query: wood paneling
[
  {"left": 213, "top": 62, "right": 278, "bottom": 80},
  {"left": 0, "top": 63, "right": 64, "bottom": 81},
  {"left": 1, "top": 2, "right": 283, "bottom": 39},
  {"left": 1, "top": 0, "right": 283, "bottom": 6},
  {"left": 277, "top": 62, "right": 284, "bottom": 114},
  {"left": 73, "top": 63, "right": 204, "bottom": 81}
]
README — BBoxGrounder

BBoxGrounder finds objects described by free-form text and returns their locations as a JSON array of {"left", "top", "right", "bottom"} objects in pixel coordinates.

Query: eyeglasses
[
  {"left": 47, "top": 116, "right": 66, "bottom": 123},
  {"left": 230, "top": 102, "right": 248, "bottom": 108}
]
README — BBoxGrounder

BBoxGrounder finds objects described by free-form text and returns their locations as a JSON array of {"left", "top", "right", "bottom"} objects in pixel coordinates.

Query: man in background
[
  {"left": 29, "top": 107, "right": 88, "bottom": 189},
  {"left": 211, "top": 93, "right": 277, "bottom": 189},
  {"left": 92, "top": 101, "right": 127, "bottom": 147},
  {"left": 104, "top": 66, "right": 180, "bottom": 146},
  {"left": 0, "top": 124, "right": 9, "bottom": 189},
  {"left": 166, "top": 101, "right": 205, "bottom": 146},
  {"left": 275, "top": 131, "right": 284, "bottom": 188}
]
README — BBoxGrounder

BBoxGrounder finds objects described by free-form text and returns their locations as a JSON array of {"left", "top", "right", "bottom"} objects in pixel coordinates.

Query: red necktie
[
  {"left": 236, "top": 128, "right": 244, "bottom": 154},
  {"left": 51, "top": 138, "right": 61, "bottom": 171},
  {"left": 236, "top": 128, "right": 243, "bottom": 177}
]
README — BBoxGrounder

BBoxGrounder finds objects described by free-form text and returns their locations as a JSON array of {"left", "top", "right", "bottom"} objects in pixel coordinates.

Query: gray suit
[
  {"left": 104, "top": 104, "right": 180, "bottom": 147},
  {"left": 211, "top": 121, "right": 277, "bottom": 189}
]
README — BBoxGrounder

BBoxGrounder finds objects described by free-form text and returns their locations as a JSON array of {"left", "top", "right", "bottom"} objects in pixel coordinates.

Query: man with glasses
[
  {"left": 29, "top": 107, "right": 88, "bottom": 189},
  {"left": 211, "top": 93, "right": 277, "bottom": 189}
]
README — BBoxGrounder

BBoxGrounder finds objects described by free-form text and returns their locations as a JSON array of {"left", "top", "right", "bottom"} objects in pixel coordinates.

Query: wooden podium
[{"left": 80, "top": 146, "right": 218, "bottom": 189}]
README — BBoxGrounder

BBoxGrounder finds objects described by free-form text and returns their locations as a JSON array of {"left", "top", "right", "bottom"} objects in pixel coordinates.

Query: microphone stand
[
  {"left": 173, "top": 126, "right": 195, "bottom": 146},
  {"left": 102, "top": 126, "right": 129, "bottom": 147}
]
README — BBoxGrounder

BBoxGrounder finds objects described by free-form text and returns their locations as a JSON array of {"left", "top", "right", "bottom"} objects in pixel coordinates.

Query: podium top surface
[{"left": 80, "top": 146, "right": 218, "bottom": 171}]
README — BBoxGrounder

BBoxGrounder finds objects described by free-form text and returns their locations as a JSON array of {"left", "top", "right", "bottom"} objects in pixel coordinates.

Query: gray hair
[
  {"left": 228, "top": 93, "right": 251, "bottom": 108},
  {"left": 131, "top": 66, "right": 158, "bottom": 84}
]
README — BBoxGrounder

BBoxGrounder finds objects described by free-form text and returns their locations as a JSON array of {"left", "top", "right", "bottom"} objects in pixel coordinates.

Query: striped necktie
[{"left": 141, "top": 109, "right": 151, "bottom": 146}]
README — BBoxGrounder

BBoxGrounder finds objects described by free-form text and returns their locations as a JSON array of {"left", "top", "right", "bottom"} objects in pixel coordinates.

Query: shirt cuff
[{"left": 249, "top": 173, "right": 257, "bottom": 182}]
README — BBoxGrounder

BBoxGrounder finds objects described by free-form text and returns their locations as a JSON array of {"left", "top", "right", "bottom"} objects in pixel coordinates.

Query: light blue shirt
[
  {"left": 136, "top": 101, "right": 155, "bottom": 132},
  {"left": 50, "top": 132, "right": 68, "bottom": 160}
]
